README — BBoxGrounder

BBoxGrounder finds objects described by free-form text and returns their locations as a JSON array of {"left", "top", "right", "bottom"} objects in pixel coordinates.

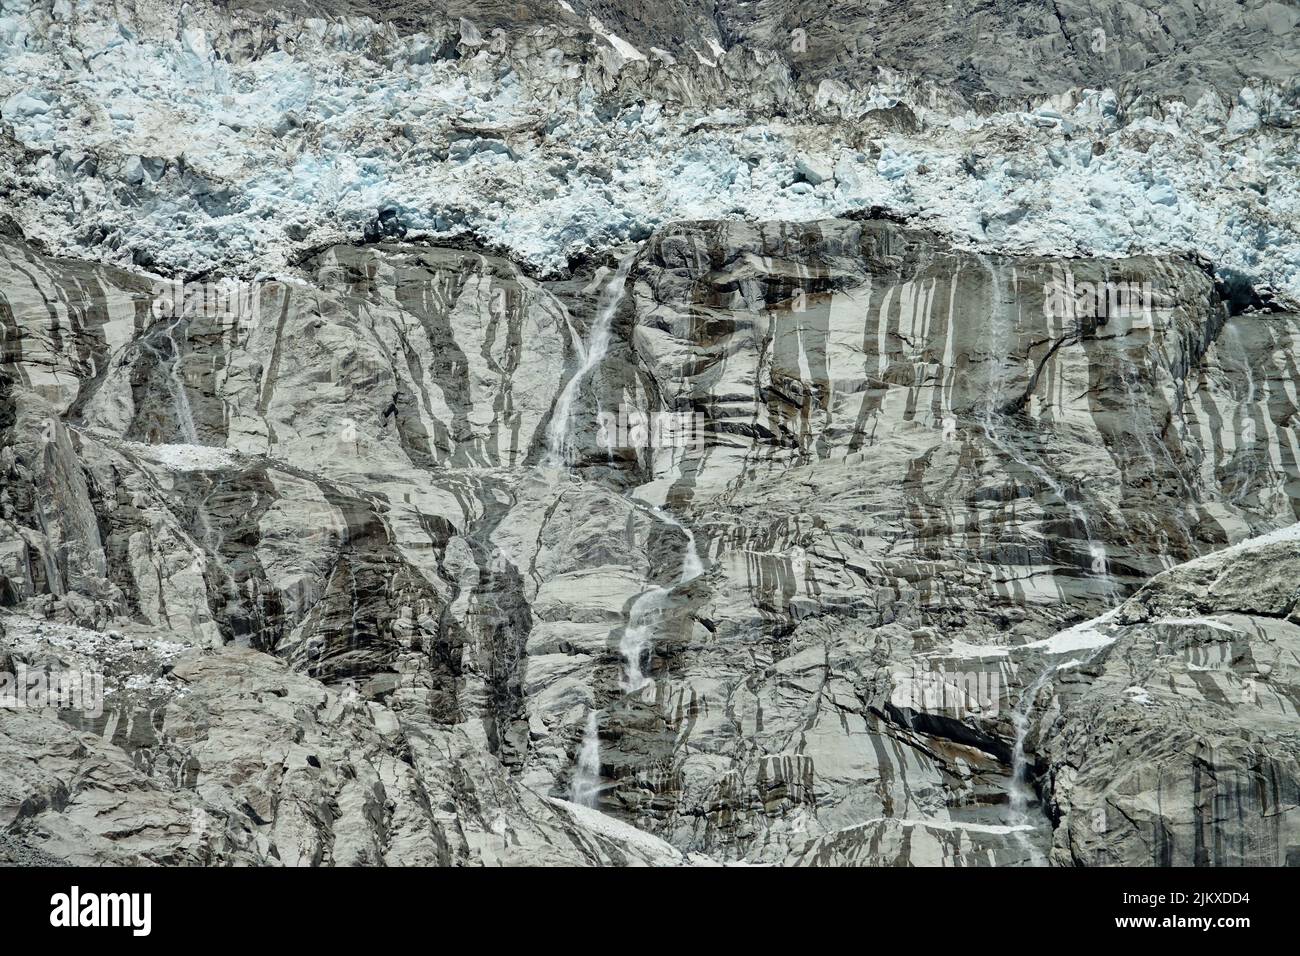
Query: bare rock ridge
[{"left": 3, "top": 214, "right": 1299, "bottom": 865}]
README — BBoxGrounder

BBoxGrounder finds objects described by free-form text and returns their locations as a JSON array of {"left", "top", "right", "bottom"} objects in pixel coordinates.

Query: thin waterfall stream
[
  {"left": 620, "top": 505, "right": 706, "bottom": 691},
  {"left": 1006, "top": 666, "right": 1056, "bottom": 864},
  {"left": 571, "top": 709, "right": 603, "bottom": 808},
  {"left": 544, "top": 254, "right": 636, "bottom": 468},
  {"left": 974, "top": 256, "right": 1122, "bottom": 861},
  {"left": 549, "top": 250, "right": 707, "bottom": 809},
  {"left": 137, "top": 312, "right": 200, "bottom": 445}
]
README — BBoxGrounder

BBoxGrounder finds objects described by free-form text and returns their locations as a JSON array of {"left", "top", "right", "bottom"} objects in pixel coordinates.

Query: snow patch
[
  {"left": 588, "top": 16, "right": 645, "bottom": 62},
  {"left": 944, "top": 639, "right": 1011, "bottom": 660},
  {"left": 1150, "top": 616, "right": 1243, "bottom": 634},
  {"left": 1021, "top": 610, "right": 1120, "bottom": 655},
  {"left": 857, "top": 817, "right": 1034, "bottom": 835},
  {"left": 121, "top": 442, "right": 238, "bottom": 472},
  {"left": 1177, "top": 521, "right": 1300, "bottom": 572},
  {"left": 548, "top": 797, "right": 691, "bottom": 863},
  {"left": 1123, "top": 686, "right": 1154, "bottom": 706}
]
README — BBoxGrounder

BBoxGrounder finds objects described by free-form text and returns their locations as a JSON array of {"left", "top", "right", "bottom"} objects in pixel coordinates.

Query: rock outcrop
[
  {"left": 1032, "top": 524, "right": 1300, "bottom": 866},
  {"left": 3, "top": 212, "right": 1298, "bottom": 865}
]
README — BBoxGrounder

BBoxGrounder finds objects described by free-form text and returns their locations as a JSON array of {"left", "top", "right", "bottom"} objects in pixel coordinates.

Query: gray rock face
[
  {"left": 1032, "top": 526, "right": 1300, "bottom": 866},
  {"left": 3, "top": 211, "right": 1299, "bottom": 865}
]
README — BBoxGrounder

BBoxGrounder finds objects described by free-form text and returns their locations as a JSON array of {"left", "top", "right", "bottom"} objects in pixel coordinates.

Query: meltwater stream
[
  {"left": 562, "top": 501, "right": 706, "bottom": 811},
  {"left": 621, "top": 505, "right": 706, "bottom": 691},
  {"left": 138, "top": 314, "right": 200, "bottom": 445},
  {"left": 544, "top": 255, "right": 635, "bottom": 468},
  {"left": 974, "top": 255, "right": 1122, "bottom": 862},
  {"left": 974, "top": 256, "right": 1118, "bottom": 604},
  {"left": 1006, "top": 666, "right": 1057, "bottom": 865},
  {"left": 570, "top": 709, "right": 603, "bottom": 808},
  {"left": 550, "top": 253, "right": 701, "bottom": 808}
]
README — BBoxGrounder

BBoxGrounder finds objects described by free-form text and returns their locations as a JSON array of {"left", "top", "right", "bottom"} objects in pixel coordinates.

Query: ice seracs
[{"left": 0, "top": 1, "right": 1296, "bottom": 300}]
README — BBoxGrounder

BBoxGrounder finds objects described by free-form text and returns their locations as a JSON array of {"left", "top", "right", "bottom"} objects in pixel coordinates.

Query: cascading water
[
  {"left": 973, "top": 255, "right": 1118, "bottom": 603},
  {"left": 137, "top": 313, "right": 200, "bottom": 445},
  {"left": 544, "top": 255, "right": 636, "bottom": 468},
  {"left": 1006, "top": 666, "right": 1055, "bottom": 865},
  {"left": 657, "top": 506, "right": 706, "bottom": 582},
  {"left": 570, "top": 709, "right": 603, "bottom": 808},
  {"left": 620, "top": 505, "right": 706, "bottom": 691},
  {"left": 548, "top": 252, "right": 703, "bottom": 804},
  {"left": 164, "top": 315, "right": 199, "bottom": 445},
  {"left": 620, "top": 583, "right": 672, "bottom": 692},
  {"left": 974, "top": 257, "right": 1123, "bottom": 861},
  {"left": 1224, "top": 320, "right": 1261, "bottom": 505},
  {"left": 1005, "top": 624, "right": 1120, "bottom": 863}
]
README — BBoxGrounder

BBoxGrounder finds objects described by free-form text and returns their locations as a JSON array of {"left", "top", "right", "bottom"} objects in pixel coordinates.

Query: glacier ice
[{"left": 0, "top": 0, "right": 1296, "bottom": 306}]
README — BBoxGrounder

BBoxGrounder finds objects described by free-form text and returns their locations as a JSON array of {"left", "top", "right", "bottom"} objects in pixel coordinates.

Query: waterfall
[
  {"left": 570, "top": 709, "right": 602, "bottom": 808},
  {"left": 544, "top": 255, "right": 635, "bottom": 468},
  {"left": 620, "top": 584, "right": 669, "bottom": 692},
  {"left": 1224, "top": 320, "right": 1261, "bottom": 504},
  {"left": 655, "top": 506, "right": 705, "bottom": 583},
  {"left": 620, "top": 505, "right": 706, "bottom": 691},
  {"left": 975, "top": 256, "right": 1124, "bottom": 863},
  {"left": 1005, "top": 626, "right": 1119, "bottom": 865},
  {"left": 973, "top": 254, "right": 1117, "bottom": 602},
  {"left": 1006, "top": 666, "right": 1055, "bottom": 865},
  {"left": 138, "top": 313, "right": 200, "bottom": 444},
  {"left": 164, "top": 316, "right": 200, "bottom": 445}
]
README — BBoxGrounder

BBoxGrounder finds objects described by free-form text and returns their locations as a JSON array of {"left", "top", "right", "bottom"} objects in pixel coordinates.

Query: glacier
[{"left": 0, "top": 0, "right": 1296, "bottom": 306}]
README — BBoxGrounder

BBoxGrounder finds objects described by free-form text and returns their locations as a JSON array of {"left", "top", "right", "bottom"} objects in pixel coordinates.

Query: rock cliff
[{"left": 3, "top": 212, "right": 1298, "bottom": 864}]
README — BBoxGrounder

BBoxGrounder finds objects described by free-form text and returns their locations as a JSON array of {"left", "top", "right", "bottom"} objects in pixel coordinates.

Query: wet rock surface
[{"left": 3, "top": 214, "right": 1299, "bottom": 865}]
